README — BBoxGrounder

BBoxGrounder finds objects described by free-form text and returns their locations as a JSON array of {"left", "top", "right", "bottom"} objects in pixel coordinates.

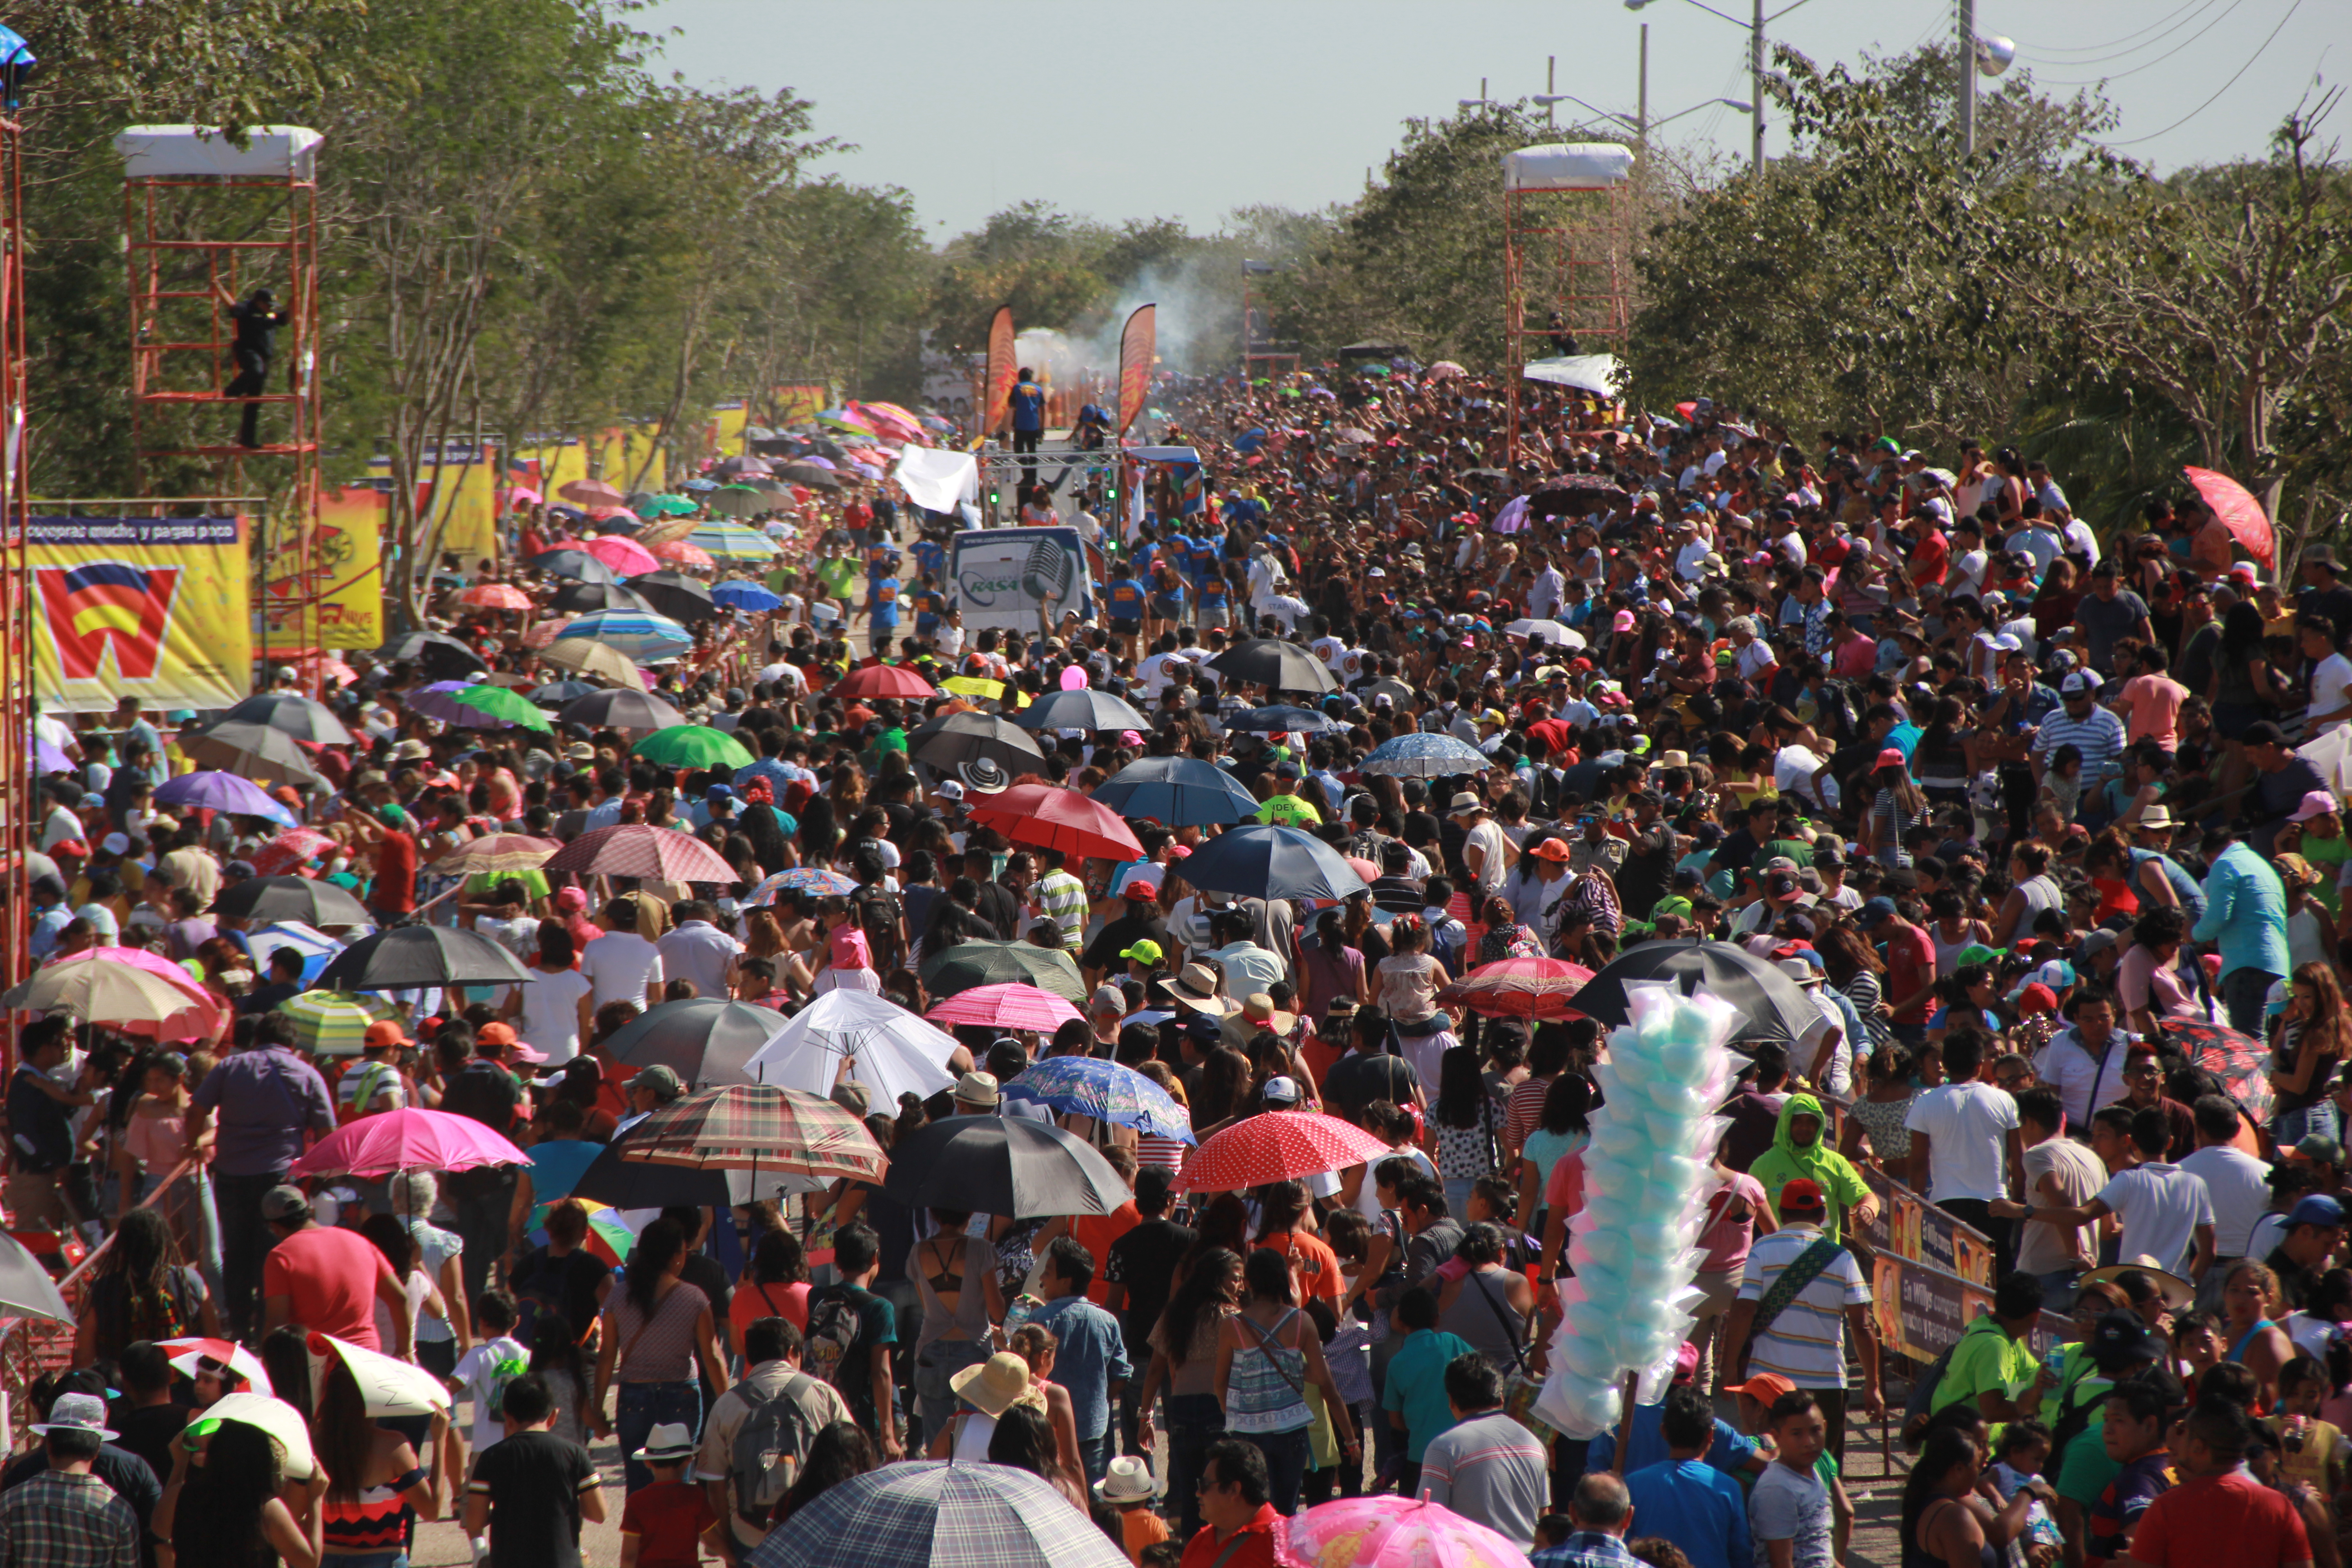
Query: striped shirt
[
  {"left": 2032, "top": 704, "right": 2127, "bottom": 784},
  {"left": 1031, "top": 869, "right": 1089, "bottom": 947},
  {"left": 1733, "top": 1224, "right": 1870, "bottom": 1389}
]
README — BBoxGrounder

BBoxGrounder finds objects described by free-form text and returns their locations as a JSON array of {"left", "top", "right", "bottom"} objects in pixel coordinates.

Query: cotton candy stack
[{"left": 1533, "top": 982, "right": 1738, "bottom": 1439}]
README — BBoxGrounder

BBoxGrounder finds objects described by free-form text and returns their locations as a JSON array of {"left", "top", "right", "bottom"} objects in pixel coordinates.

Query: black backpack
[
  {"left": 801, "top": 1289, "right": 864, "bottom": 1392},
  {"left": 854, "top": 887, "right": 904, "bottom": 972}
]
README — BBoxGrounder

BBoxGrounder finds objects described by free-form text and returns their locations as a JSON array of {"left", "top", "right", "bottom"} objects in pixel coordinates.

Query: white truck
[{"left": 947, "top": 525, "right": 1101, "bottom": 639}]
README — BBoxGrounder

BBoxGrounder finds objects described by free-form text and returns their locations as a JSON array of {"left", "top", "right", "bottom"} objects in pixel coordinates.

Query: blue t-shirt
[
  {"left": 869, "top": 577, "right": 902, "bottom": 625},
  {"left": 1624, "top": 1458, "right": 1753, "bottom": 1568},
  {"left": 1583, "top": 1399, "right": 1759, "bottom": 1481},
  {"left": 1381, "top": 1328, "right": 1480, "bottom": 1460},
  {"left": 1106, "top": 578, "right": 1146, "bottom": 621},
  {"left": 1009, "top": 381, "right": 1045, "bottom": 432}
]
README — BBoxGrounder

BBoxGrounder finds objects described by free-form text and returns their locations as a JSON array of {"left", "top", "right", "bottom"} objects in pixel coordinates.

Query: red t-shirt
[
  {"left": 1910, "top": 529, "right": 1950, "bottom": 585},
  {"left": 1180, "top": 1505, "right": 1282, "bottom": 1568},
  {"left": 1071, "top": 1202, "right": 1142, "bottom": 1306},
  {"left": 729, "top": 1278, "right": 810, "bottom": 1337},
  {"left": 372, "top": 830, "right": 416, "bottom": 912},
  {"left": 260, "top": 1225, "right": 397, "bottom": 1351},
  {"left": 1884, "top": 921, "right": 1938, "bottom": 1024},
  {"left": 2121, "top": 1470, "right": 2308, "bottom": 1568},
  {"left": 618, "top": 1479, "right": 716, "bottom": 1568}
]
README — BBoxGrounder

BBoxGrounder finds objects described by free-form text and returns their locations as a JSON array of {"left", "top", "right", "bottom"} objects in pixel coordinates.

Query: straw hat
[
  {"left": 1094, "top": 1454, "right": 1157, "bottom": 1504},
  {"left": 949, "top": 1352, "right": 1032, "bottom": 1418},
  {"left": 1158, "top": 962, "right": 1239, "bottom": 1017},
  {"left": 1240, "top": 992, "right": 1298, "bottom": 1034}
]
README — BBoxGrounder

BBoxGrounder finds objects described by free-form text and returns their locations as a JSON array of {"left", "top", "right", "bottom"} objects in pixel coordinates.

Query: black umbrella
[
  {"left": 629, "top": 571, "right": 720, "bottom": 624},
  {"left": 220, "top": 693, "right": 355, "bottom": 746},
  {"left": 1208, "top": 639, "right": 1338, "bottom": 694},
  {"left": 589, "top": 515, "right": 640, "bottom": 535},
  {"left": 598, "top": 998, "right": 775, "bottom": 1087},
  {"left": 1090, "top": 756, "right": 1262, "bottom": 827},
  {"left": 1228, "top": 705, "right": 1343, "bottom": 735},
  {"left": 1176, "top": 823, "right": 1367, "bottom": 903},
  {"left": 526, "top": 549, "right": 623, "bottom": 584},
  {"left": 920, "top": 941, "right": 1087, "bottom": 1004},
  {"left": 778, "top": 463, "right": 843, "bottom": 491},
  {"left": 184, "top": 722, "right": 325, "bottom": 786},
  {"left": 314, "top": 926, "right": 535, "bottom": 990},
  {"left": 907, "top": 712, "right": 1046, "bottom": 775},
  {"left": 1014, "top": 688, "right": 1152, "bottom": 734},
  {"left": 557, "top": 688, "right": 685, "bottom": 731},
  {"left": 1566, "top": 940, "right": 1818, "bottom": 1048},
  {"left": 568, "top": 1132, "right": 763, "bottom": 1209},
  {"left": 529, "top": 681, "right": 601, "bottom": 706},
  {"left": 549, "top": 581, "right": 657, "bottom": 616},
  {"left": 881, "top": 1114, "right": 1131, "bottom": 1218},
  {"left": 210, "top": 875, "right": 371, "bottom": 927},
  {"left": 376, "top": 632, "right": 486, "bottom": 678}
]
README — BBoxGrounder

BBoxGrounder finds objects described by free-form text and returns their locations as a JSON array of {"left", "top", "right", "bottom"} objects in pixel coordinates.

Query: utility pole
[
  {"left": 1958, "top": 0, "right": 1976, "bottom": 154},
  {"left": 1637, "top": 24, "right": 1651, "bottom": 151},
  {"left": 1547, "top": 56, "right": 1557, "bottom": 126},
  {"left": 1750, "top": 0, "right": 1765, "bottom": 175}
]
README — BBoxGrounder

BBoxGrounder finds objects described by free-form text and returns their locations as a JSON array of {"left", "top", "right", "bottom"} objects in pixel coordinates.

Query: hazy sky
[{"left": 647, "top": 0, "right": 2341, "bottom": 238}]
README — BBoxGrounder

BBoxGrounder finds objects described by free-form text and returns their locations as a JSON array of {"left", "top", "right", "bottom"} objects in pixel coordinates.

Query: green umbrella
[
  {"left": 640, "top": 494, "right": 698, "bottom": 517},
  {"left": 278, "top": 990, "right": 401, "bottom": 1056},
  {"left": 920, "top": 940, "right": 1087, "bottom": 1004},
  {"left": 705, "top": 485, "right": 766, "bottom": 518},
  {"left": 632, "top": 724, "right": 755, "bottom": 769},
  {"left": 451, "top": 683, "right": 556, "bottom": 732}
]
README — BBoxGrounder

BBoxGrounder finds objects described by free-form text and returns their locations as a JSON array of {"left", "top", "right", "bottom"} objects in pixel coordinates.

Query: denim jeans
[
  {"left": 913, "top": 1338, "right": 991, "bottom": 1453},
  {"left": 1163, "top": 1392, "right": 1225, "bottom": 1539},
  {"left": 445, "top": 1168, "right": 516, "bottom": 1308},
  {"left": 616, "top": 1379, "right": 702, "bottom": 1494},
  {"left": 1077, "top": 1432, "right": 1114, "bottom": 1490},
  {"left": 2276, "top": 1099, "right": 2341, "bottom": 1150},
  {"left": 1241, "top": 1426, "right": 1313, "bottom": 1516},
  {"left": 1443, "top": 1177, "right": 1478, "bottom": 1222},
  {"left": 2222, "top": 967, "right": 2281, "bottom": 1039},
  {"left": 213, "top": 1167, "right": 287, "bottom": 1336}
]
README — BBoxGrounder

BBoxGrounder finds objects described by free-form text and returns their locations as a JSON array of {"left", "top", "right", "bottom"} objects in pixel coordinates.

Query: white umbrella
[
  {"left": 1504, "top": 618, "right": 1586, "bottom": 650},
  {"left": 245, "top": 921, "right": 345, "bottom": 985},
  {"left": 204, "top": 1392, "right": 317, "bottom": 1480},
  {"left": 743, "top": 990, "right": 961, "bottom": 1106},
  {"left": 308, "top": 1332, "right": 452, "bottom": 1418}
]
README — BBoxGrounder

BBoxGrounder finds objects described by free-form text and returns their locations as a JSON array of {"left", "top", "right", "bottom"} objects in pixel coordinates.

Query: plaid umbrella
[
  {"left": 451, "top": 684, "right": 556, "bottom": 732},
  {"left": 745, "top": 867, "right": 857, "bottom": 904},
  {"left": 249, "top": 828, "right": 337, "bottom": 878},
  {"left": 650, "top": 539, "right": 718, "bottom": 570},
  {"left": 541, "top": 823, "right": 735, "bottom": 881},
  {"left": 427, "top": 834, "right": 559, "bottom": 877},
  {"left": 617, "top": 1084, "right": 886, "bottom": 1181},
  {"left": 632, "top": 725, "right": 754, "bottom": 769},
  {"left": 748, "top": 1460, "right": 1129, "bottom": 1568},
  {"left": 1002, "top": 1055, "right": 1193, "bottom": 1141},
  {"left": 274, "top": 990, "right": 400, "bottom": 1056},
  {"left": 457, "top": 583, "right": 532, "bottom": 611},
  {"left": 1172, "top": 1111, "right": 1392, "bottom": 1195},
  {"left": 1441, "top": 956, "right": 1596, "bottom": 1020}
]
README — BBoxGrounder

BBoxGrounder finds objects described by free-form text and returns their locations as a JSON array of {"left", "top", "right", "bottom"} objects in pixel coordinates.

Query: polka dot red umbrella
[{"left": 1171, "top": 1110, "right": 1393, "bottom": 1196}]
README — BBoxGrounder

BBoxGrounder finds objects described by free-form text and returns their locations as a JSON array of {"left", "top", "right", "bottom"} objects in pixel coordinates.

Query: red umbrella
[
  {"left": 458, "top": 583, "right": 533, "bottom": 611},
  {"left": 1441, "top": 956, "right": 1595, "bottom": 1020},
  {"left": 650, "top": 539, "right": 716, "bottom": 570},
  {"left": 967, "top": 784, "right": 1144, "bottom": 863},
  {"left": 2157, "top": 1018, "right": 2273, "bottom": 1125},
  {"left": 2185, "top": 466, "right": 2275, "bottom": 568},
  {"left": 833, "top": 663, "right": 937, "bottom": 700},
  {"left": 1174, "top": 1111, "right": 1393, "bottom": 1194},
  {"left": 250, "top": 828, "right": 338, "bottom": 878},
  {"left": 542, "top": 824, "right": 736, "bottom": 881}
]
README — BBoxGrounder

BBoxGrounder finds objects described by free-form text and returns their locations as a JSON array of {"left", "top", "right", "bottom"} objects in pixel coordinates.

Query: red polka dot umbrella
[
  {"left": 1440, "top": 956, "right": 1596, "bottom": 1020},
  {"left": 1172, "top": 1111, "right": 1393, "bottom": 1195}
]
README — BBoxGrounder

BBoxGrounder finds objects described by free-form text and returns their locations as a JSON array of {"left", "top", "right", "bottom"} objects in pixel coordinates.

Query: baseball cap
[
  {"left": 630, "top": 1063, "right": 685, "bottom": 1099},
  {"left": 2288, "top": 1138, "right": 2347, "bottom": 1170},
  {"left": 30, "top": 1392, "right": 116, "bottom": 1441},
  {"left": 1778, "top": 1177, "right": 1826, "bottom": 1211},
  {"left": 476, "top": 1021, "right": 517, "bottom": 1048},
  {"left": 261, "top": 1185, "right": 311, "bottom": 1222},
  {"left": 936, "top": 779, "right": 966, "bottom": 802},
  {"left": 1119, "top": 938, "right": 1165, "bottom": 965},
  {"left": 1090, "top": 985, "right": 1125, "bottom": 1015},
  {"left": 1874, "top": 748, "right": 1907, "bottom": 769},
  {"left": 2087, "top": 1311, "right": 2159, "bottom": 1370},
  {"left": 100, "top": 831, "right": 132, "bottom": 856},
  {"left": 1262, "top": 1076, "right": 1301, "bottom": 1106},
  {"left": 1723, "top": 1371, "right": 1796, "bottom": 1403},
  {"left": 362, "top": 1020, "right": 410, "bottom": 1051},
  {"left": 2291, "top": 789, "right": 2341, "bottom": 823},
  {"left": 2060, "top": 671, "right": 2098, "bottom": 698},
  {"left": 1184, "top": 1014, "right": 1224, "bottom": 1044},
  {"left": 2015, "top": 982, "right": 2059, "bottom": 1017},
  {"left": 2287, "top": 1193, "right": 2346, "bottom": 1228}
]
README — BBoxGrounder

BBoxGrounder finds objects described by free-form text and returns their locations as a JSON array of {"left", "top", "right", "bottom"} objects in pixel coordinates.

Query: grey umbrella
[
  {"left": 0, "top": 1231, "right": 71, "bottom": 1323},
  {"left": 558, "top": 688, "right": 686, "bottom": 732},
  {"left": 907, "top": 712, "right": 1046, "bottom": 776},
  {"left": 1014, "top": 687, "right": 1152, "bottom": 734},
  {"left": 220, "top": 693, "right": 355, "bottom": 746},
  {"left": 185, "top": 721, "right": 325, "bottom": 786},
  {"left": 1208, "top": 638, "right": 1339, "bottom": 694}
]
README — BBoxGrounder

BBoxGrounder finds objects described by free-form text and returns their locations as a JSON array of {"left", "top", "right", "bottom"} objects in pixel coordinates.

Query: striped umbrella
[
  {"left": 649, "top": 539, "right": 717, "bottom": 570},
  {"left": 745, "top": 867, "right": 857, "bottom": 905},
  {"left": 552, "top": 609, "right": 695, "bottom": 662},
  {"left": 1001, "top": 1056, "right": 1194, "bottom": 1142},
  {"left": 541, "top": 824, "right": 736, "bottom": 881},
  {"left": 249, "top": 828, "right": 337, "bottom": 878},
  {"left": 686, "top": 523, "right": 782, "bottom": 560},
  {"left": 615, "top": 1084, "right": 887, "bottom": 1181},
  {"left": 456, "top": 583, "right": 532, "bottom": 611},
  {"left": 451, "top": 684, "right": 556, "bottom": 732},
  {"left": 427, "top": 834, "right": 559, "bottom": 877},
  {"left": 276, "top": 990, "right": 400, "bottom": 1056}
]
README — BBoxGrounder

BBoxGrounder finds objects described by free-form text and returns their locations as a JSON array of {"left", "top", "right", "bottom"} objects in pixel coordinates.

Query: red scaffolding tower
[
  {"left": 1502, "top": 142, "right": 1634, "bottom": 463},
  {"left": 0, "top": 31, "right": 32, "bottom": 1040},
  {"left": 118, "top": 125, "right": 324, "bottom": 685}
]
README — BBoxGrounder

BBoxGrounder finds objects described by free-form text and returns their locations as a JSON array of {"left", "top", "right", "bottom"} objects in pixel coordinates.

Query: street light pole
[
  {"left": 1750, "top": 0, "right": 1765, "bottom": 175},
  {"left": 1959, "top": 0, "right": 1976, "bottom": 155},
  {"left": 1637, "top": 24, "right": 1650, "bottom": 152},
  {"left": 1547, "top": 56, "right": 1557, "bottom": 126}
]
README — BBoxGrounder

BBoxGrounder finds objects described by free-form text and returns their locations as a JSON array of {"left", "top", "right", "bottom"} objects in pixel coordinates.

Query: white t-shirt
[
  {"left": 510, "top": 967, "right": 594, "bottom": 1064},
  {"left": 2176, "top": 1144, "right": 2274, "bottom": 1258},
  {"left": 2096, "top": 1162, "right": 2215, "bottom": 1275},
  {"left": 579, "top": 931, "right": 665, "bottom": 1010},
  {"left": 452, "top": 1335, "right": 530, "bottom": 1451},
  {"left": 1903, "top": 1082, "right": 2020, "bottom": 1203},
  {"left": 1774, "top": 746, "right": 1839, "bottom": 812},
  {"left": 2310, "top": 652, "right": 2352, "bottom": 733},
  {"left": 1260, "top": 594, "right": 1310, "bottom": 633},
  {"left": 1462, "top": 820, "right": 1510, "bottom": 894}
]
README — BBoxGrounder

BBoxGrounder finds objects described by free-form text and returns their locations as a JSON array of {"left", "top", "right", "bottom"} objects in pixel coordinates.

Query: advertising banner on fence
[
  {"left": 29, "top": 515, "right": 252, "bottom": 712},
  {"left": 258, "top": 489, "right": 386, "bottom": 652}
]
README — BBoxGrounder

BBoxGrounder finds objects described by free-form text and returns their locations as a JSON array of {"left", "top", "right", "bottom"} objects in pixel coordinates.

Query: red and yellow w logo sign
[{"left": 37, "top": 561, "right": 181, "bottom": 680}]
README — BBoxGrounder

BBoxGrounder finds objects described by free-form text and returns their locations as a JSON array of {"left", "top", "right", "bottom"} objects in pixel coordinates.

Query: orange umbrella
[
  {"left": 2185, "top": 466, "right": 2275, "bottom": 568},
  {"left": 965, "top": 784, "right": 1144, "bottom": 863},
  {"left": 650, "top": 539, "right": 716, "bottom": 569}
]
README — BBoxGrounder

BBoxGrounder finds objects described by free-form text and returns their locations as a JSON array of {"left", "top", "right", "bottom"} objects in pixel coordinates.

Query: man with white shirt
[
  {"left": 1672, "top": 519, "right": 1713, "bottom": 583},
  {"left": 657, "top": 900, "right": 740, "bottom": 999},
  {"left": 2032, "top": 986, "right": 2137, "bottom": 1127},
  {"left": 1527, "top": 554, "right": 1565, "bottom": 622},
  {"left": 1902, "top": 1033, "right": 2022, "bottom": 1257},
  {"left": 1258, "top": 591, "right": 1310, "bottom": 636},
  {"left": 578, "top": 897, "right": 665, "bottom": 1026},
  {"left": 2177, "top": 1094, "right": 2274, "bottom": 1271},
  {"left": 2301, "top": 617, "right": 2352, "bottom": 734},
  {"left": 1994, "top": 1102, "right": 2215, "bottom": 1284}
]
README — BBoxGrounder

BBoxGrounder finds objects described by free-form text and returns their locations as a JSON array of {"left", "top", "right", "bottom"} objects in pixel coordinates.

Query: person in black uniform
[{"left": 216, "top": 283, "right": 289, "bottom": 448}]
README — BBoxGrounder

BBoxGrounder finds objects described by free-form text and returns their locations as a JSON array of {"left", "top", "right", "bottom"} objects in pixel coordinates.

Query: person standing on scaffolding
[
  {"left": 1007, "top": 364, "right": 1045, "bottom": 481},
  {"left": 215, "top": 282, "right": 287, "bottom": 449}
]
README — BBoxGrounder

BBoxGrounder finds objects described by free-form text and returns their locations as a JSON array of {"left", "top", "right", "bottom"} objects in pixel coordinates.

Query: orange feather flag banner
[
  {"left": 1117, "top": 303, "right": 1156, "bottom": 436},
  {"left": 979, "top": 305, "right": 1016, "bottom": 443}
]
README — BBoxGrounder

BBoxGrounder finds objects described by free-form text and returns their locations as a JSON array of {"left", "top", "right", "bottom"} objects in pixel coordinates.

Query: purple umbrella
[
  {"left": 404, "top": 677, "right": 482, "bottom": 724},
  {"left": 799, "top": 456, "right": 837, "bottom": 470},
  {"left": 153, "top": 771, "right": 299, "bottom": 827}
]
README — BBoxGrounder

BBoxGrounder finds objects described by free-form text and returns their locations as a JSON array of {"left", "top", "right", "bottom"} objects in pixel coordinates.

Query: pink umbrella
[
  {"left": 581, "top": 534, "right": 659, "bottom": 575},
  {"left": 650, "top": 539, "right": 717, "bottom": 570},
  {"left": 2185, "top": 466, "right": 2275, "bottom": 568},
  {"left": 926, "top": 983, "right": 1084, "bottom": 1033},
  {"left": 542, "top": 823, "right": 737, "bottom": 881},
  {"left": 1283, "top": 1496, "right": 1528, "bottom": 1568},
  {"left": 20, "top": 949, "right": 223, "bottom": 1040},
  {"left": 250, "top": 828, "right": 337, "bottom": 878},
  {"left": 587, "top": 506, "right": 641, "bottom": 525},
  {"left": 557, "top": 478, "right": 625, "bottom": 507},
  {"left": 501, "top": 486, "right": 544, "bottom": 509},
  {"left": 288, "top": 1106, "right": 529, "bottom": 1179}
]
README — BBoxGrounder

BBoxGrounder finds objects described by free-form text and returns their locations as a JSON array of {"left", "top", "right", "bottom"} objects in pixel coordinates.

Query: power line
[
  {"left": 2032, "top": 0, "right": 2251, "bottom": 86},
  {"left": 2019, "top": 0, "right": 2218, "bottom": 61},
  {"left": 2093, "top": 0, "right": 2304, "bottom": 147}
]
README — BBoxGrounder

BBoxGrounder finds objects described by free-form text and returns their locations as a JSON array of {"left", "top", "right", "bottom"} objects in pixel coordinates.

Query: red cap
[
  {"left": 1779, "top": 1177, "right": 1827, "bottom": 1211},
  {"left": 2016, "top": 982, "right": 2058, "bottom": 1017}
]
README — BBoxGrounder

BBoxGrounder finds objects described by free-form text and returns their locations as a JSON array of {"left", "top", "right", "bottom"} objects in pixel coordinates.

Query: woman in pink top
[
  {"left": 115, "top": 1049, "right": 197, "bottom": 1210},
  {"left": 1689, "top": 1156, "right": 1777, "bottom": 1391},
  {"left": 2117, "top": 650, "right": 2190, "bottom": 750},
  {"left": 730, "top": 1228, "right": 812, "bottom": 1355}
]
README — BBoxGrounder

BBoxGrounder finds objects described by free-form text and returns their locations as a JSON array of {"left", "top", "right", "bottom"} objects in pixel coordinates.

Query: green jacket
[{"left": 1747, "top": 1092, "right": 1872, "bottom": 1241}]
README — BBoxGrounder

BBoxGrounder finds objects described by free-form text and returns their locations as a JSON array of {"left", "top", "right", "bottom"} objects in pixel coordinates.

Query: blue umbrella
[
  {"left": 681, "top": 477, "right": 719, "bottom": 492},
  {"left": 1227, "top": 705, "right": 1343, "bottom": 735},
  {"left": 529, "top": 681, "right": 600, "bottom": 705},
  {"left": 246, "top": 921, "right": 342, "bottom": 985},
  {"left": 1003, "top": 1057, "right": 1193, "bottom": 1142},
  {"left": 1176, "top": 823, "right": 1369, "bottom": 902},
  {"left": 553, "top": 609, "right": 694, "bottom": 662},
  {"left": 711, "top": 581, "right": 783, "bottom": 612},
  {"left": 1360, "top": 731, "right": 1492, "bottom": 778},
  {"left": 153, "top": 770, "right": 300, "bottom": 827},
  {"left": 1090, "top": 756, "right": 1261, "bottom": 827}
]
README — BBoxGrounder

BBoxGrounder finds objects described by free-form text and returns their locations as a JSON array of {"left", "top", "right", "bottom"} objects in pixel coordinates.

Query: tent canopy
[
  {"left": 116, "top": 126, "right": 323, "bottom": 180},
  {"left": 1504, "top": 143, "right": 1635, "bottom": 191},
  {"left": 1522, "top": 353, "right": 1627, "bottom": 396}
]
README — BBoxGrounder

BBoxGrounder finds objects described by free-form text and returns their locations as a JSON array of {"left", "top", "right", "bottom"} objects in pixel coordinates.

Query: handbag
[{"left": 1469, "top": 1269, "right": 1555, "bottom": 1450}]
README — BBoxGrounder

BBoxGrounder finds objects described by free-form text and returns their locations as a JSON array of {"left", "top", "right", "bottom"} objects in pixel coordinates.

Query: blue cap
[
  {"left": 1858, "top": 896, "right": 1897, "bottom": 929},
  {"left": 2288, "top": 1194, "right": 2345, "bottom": 1229},
  {"left": 705, "top": 784, "right": 736, "bottom": 803},
  {"left": 1185, "top": 1014, "right": 1223, "bottom": 1044}
]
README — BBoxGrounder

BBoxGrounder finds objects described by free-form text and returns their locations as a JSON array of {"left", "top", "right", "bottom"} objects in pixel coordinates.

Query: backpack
[
  {"left": 1426, "top": 916, "right": 1467, "bottom": 981},
  {"left": 730, "top": 1372, "right": 823, "bottom": 1522},
  {"left": 854, "top": 889, "right": 903, "bottom": 972},
  {"left": 1899, "top": 1332, "right": 1970, "bottom": 1449},
  {"left": 800, "top": 1289, "right": 864, "bottom": 1391}
]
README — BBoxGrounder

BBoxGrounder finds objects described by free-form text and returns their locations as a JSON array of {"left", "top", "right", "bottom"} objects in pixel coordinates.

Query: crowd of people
[{"left": 7, "top": 358, "right": 2351, "bottom": 1568}]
